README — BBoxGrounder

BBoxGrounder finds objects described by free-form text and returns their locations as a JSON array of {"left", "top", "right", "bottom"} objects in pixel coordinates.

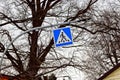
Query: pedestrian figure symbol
[
  {"left": 57, "top": 30, "right": 71, "bottom": 44},
  {"left": 53, "top": 27, "right": 73, "bottom": 47}
]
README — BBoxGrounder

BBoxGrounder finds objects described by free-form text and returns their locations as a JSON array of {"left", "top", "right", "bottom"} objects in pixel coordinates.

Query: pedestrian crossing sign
[{"left": 53, "top": 27, "right": 73, "bottom": 47}]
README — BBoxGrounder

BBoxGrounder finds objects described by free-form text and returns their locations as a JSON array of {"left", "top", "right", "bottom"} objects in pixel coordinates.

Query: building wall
[{"left": 104, "top": 67, "right": 120, "bottom": 80}]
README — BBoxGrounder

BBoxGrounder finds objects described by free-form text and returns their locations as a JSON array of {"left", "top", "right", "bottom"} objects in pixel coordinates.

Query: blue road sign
[{"left": 53, "top": 27, "right": 73, "bottom": 47}]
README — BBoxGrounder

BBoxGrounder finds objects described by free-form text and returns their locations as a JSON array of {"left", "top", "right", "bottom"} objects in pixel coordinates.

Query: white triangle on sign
[{"left": 56, "top": 30, "right": 71, "bottom": 44}]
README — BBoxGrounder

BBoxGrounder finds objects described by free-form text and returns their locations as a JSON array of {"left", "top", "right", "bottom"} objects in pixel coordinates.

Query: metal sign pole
[{"left": 0, "top": 19, "right": 84, "bottom": 71}]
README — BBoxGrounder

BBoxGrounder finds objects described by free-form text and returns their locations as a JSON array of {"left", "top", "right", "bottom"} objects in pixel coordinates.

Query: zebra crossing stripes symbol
[
  {"left": 57, "top": 30, "right": 71, "bottom": 44},
  {"left": 53, "top": 27, "right": 73, "bottom": 47}
]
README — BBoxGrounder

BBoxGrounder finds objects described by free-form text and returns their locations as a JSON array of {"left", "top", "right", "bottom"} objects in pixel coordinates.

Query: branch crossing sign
[{"left": 53, "top": 27, "right": 73, "bottom": 47}]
